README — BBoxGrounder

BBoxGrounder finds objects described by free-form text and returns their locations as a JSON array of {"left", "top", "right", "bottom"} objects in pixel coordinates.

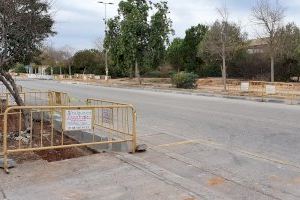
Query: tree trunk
[
  {"left": 222, "top": 42, "right": 227, "bottom": 91},
  {"left": 129, "top": 66, "right": 133, "bottom": 79},
  {"left": 0, "top": 69, "right": 30, "bottom": 129},
  {"left": 68, "top": 64, "right": 72, "bottom": 79},
  {"left": 60, "top": 66, "right": 62, "bottom": 75},
  {"left": 271, "top": 55, "right": 275, "bottom": 82},
  {"left": 135, "top": 60, "right": 141, "bottom": 85}
]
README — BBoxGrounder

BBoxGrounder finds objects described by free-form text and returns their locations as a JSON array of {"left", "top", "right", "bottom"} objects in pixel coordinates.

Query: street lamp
[{"left": 98, "top": 1, "right": 114, "bottom": 81}]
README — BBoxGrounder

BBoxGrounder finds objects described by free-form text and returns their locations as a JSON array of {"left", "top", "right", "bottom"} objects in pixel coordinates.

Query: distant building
[{"left": 247, "top": 38, "right": 268, "bottom": 54}]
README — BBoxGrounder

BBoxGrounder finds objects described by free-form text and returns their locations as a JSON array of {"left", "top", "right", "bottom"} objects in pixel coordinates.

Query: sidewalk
[{"left": 0, "top": 153, "right": 196, "bottom": 200}]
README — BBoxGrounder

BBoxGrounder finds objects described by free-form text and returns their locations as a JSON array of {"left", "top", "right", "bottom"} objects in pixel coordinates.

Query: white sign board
[
  {"left": 266, "top": 85, "right": 276, "bottom": 94},
  {"left": 241, "top": 82, "right": 250, "bottom": 92},
  {"left": 64, "top": 109, "right": 93, "bottom": 131}
]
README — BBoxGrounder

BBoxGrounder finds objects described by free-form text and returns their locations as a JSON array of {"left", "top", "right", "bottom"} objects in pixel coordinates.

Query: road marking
[
  {"left": 158, "top": 140, "right": 198, "bottom": 147},
  {"left": 156, "top": 138, "right": 300, "bottom": 171}
]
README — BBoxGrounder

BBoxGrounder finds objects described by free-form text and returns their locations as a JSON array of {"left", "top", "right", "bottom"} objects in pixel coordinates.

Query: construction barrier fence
[
  {"left": 0, "top": 104, "right": 137, "bottom": 173},
  {"left": 0, "top": 91, "right": 71, "bottom": 115},
  {"left": 0, "top": 84, "right": 22, "bottom": 94},
  {"left": 221, "top": 81, "right": 299, "bottom": 104}
]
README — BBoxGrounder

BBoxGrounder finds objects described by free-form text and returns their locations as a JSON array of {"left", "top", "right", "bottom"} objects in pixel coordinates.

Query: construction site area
[{"left": 0, "top": 78, "right": 299, "bottom": 200}]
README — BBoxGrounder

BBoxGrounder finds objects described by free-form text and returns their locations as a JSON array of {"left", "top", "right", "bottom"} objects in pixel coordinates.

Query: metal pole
[
  {"left": 98, "top": 1, "right": 113, "bottom": 81},
  {"left": 104, "top": 3, "right": 108, "bottom": 80},
  {"left": 3, "top": 110, "right": 9, "bottom": 173}
]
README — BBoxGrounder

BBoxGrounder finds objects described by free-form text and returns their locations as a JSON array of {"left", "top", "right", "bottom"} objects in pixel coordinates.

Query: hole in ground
[
  {"left": 2, "top": 115, "right": 98, "bottom": 163},
  {"left": 35, "top": 146, "right": 96, "bottom": 162}
]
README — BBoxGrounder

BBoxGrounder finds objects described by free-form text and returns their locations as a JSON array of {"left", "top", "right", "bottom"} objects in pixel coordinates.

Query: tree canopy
[
  {"left": 72, "top": 49, "right": 105, "bottom": 75},
  {"left": 104, "top": 0, "right": 173, "bottom": 80},
  {"left": 0, "top": 0, "right": 55, "bottom": 68},
  {"left": 199, "top": 21, "right": 247, "bottom": 65},
  {"left": 166, "top": 24, "right": 208, "bottom": 75},
  {"left": 252, "top": 0, "right": 285, "bottom": 82},
  {"left": 0, "top": 0, "right": 54, "bottom": 107},
  {"left": 166, "top": 38, "right": 184, "bottom": 72}
]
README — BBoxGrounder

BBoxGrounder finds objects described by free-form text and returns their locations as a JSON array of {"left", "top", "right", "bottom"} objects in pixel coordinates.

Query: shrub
[
  {"left": 14, "top": 64, "right": 27, "bottom": 73},
  {"left": 171, "top": 72, "right": 198, "bottom": 89}
]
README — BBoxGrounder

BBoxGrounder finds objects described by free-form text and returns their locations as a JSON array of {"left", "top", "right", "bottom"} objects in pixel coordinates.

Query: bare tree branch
[{"left": 252, "top": 0, "right": 285, "bottom": 82}]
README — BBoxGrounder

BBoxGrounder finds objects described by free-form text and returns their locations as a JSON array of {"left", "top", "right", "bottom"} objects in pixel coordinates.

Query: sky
[{"left": 48, "top": 0, "right": 300, "bottom": 51}]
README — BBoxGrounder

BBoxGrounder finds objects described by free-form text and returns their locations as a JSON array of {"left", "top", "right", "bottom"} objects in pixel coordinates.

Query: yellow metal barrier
[
  {"left": 0, "top": 84, "right": 22, "bottom": 94},
  {"left": 49, "top": 91, "right": 71, "bottom": 106},
  {"left": 86, "top": 98, "right": 136, "bottom": 151},
  {"left": 1, "top": 104, "right": 137, "bottom": 173},
  {"left": 87, "top": 98, "right": 129, "bottom": 106},
  {"left": 0, "top": 91, "right": 71, "bottom": 116},
  {"left": 225, "top": 81, "right": 298, "bottom": 104}
]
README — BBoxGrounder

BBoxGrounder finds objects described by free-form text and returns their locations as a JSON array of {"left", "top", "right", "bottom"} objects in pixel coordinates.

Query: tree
[
  {"left": 60, "top": 46, "right": 74, "bottom": 76},
  {"left": 104, "top": 17, "right": 127, "bottom": 76},
  {"left": 40, "top": 46, "right": 65, "bottom": 75},
  {"left": 105, "top": 0, "right": 173, "bottom": 82},
  {"left": 72, "top": 49, "right": 105, "bottom": 75},
  {"left": 277, "top": 23, "right": 300, "bottom": 80},
  {"left": 147, "top": 1, "right": 173, "bottom": 69},
  {"left": 182, "top": 24, "right": 208, "bottom": 73},
  {"left": 0, "top": 0, "right": 54, "bottom": 107},
  {"left": 166, "top": 24, "right": 208, "bottom": 74},
  {"left": 166, "top": 38, "right": 184, "bottom": 72},
  {"left": 118, "top": 0, "right": 150, "bottom": 83},
  {"left": 199, "top": 19, "right": 247, "bottom": 91},
  {"left": 252, "top": 0, "right": 285, "bottom": 82}
]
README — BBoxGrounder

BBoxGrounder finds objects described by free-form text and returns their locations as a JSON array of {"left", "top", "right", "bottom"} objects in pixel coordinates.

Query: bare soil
[{"left": 0, "top": 112, "right": 96, "bottom": 164}]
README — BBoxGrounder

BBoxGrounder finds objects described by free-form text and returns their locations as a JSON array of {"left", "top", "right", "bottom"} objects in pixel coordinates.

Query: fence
[
  {"left": 86, "top": 98, "right": 136, "bottom": 151},
  {"left": 0, "top": 104, "right": 137, "bottom": 173},
  {"left": 48, "top": 91, "right": 71, "bottom": 106},
  {"left": 0, "top": 84, "right": 22, "bottom": 94},
  {"left": 0, "top": 91, "right": 71, "bottom": 115},
  {"left": 214, "top": 81, "right": 299, "bottom": 104},
  {"left": 87, "top": 98, "right": 129, "bottom": 106}
]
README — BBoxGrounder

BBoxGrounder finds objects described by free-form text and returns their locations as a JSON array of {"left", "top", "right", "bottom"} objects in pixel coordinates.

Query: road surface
[{"left": 17, "top": 80, "right": 300, "bottom": 199}]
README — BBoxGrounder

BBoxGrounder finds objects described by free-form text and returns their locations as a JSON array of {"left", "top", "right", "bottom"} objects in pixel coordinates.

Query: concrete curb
[{"left": 59, "top": 80, "right": 300, "bottom": 106}]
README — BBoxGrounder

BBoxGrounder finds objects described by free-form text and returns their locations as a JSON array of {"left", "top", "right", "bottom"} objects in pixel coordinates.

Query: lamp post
[{"left": 98, "top": 1, "right": 114, "bottom": 81}]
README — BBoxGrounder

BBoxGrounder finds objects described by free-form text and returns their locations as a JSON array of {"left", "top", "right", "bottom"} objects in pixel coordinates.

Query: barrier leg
[
  {"left": 132, "top": 112, "right": 137, "bottom": 153},
  {"left": 3, "top": 152, "right": 9, "bottom": 174},
  {"left": 3, "top": 110, "right": 9, "bottom": 173}
]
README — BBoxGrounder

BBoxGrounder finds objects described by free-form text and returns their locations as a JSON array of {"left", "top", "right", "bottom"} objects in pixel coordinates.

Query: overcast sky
[{"left": 48, "top": 0, "right": 300, "bottom": 50}]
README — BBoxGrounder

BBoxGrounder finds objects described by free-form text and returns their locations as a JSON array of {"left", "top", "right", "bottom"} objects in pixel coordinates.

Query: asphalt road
[{"left": 18, "top": 80, "right": 300, "bottom": 200}]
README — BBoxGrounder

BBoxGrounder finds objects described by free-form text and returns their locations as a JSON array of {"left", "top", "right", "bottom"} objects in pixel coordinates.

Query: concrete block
[
  {"left": 136, "top": 144, "right": 147, "bottom": 152},
  {"left": 65, "top": 130, "right": 132, "bottom": 153},
  {"left": 0, "top": 158, "right": 16, "bottom": 169}
]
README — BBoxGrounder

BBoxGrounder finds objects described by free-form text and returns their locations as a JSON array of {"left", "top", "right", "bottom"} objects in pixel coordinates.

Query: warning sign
[
  {"left": 103, "top": 108, "right": 112, "bottom": 124},
  {"left": 64, "top": 109, "right": 93, "bottom": 131},
  {"left": 241, "top": 82, "right": 250, "bottom": 92},
  {"left": 266, "top": 85, "right": 276, "bottom": 94}
]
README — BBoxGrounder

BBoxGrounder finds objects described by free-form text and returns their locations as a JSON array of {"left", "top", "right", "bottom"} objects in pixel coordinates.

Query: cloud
[{"left": 48, "top": 0, "right": 300, "bottom": 50}]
